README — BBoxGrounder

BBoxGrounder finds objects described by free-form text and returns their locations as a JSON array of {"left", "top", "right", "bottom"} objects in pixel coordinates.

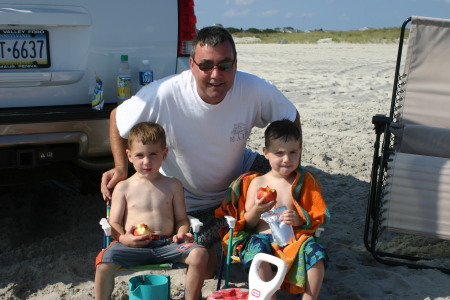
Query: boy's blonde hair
[{"left": 127, "top": 122, "right": 166, "bottom": 149}]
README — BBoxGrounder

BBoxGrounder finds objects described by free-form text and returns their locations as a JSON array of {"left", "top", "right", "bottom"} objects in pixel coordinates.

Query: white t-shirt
[{"left": 116, "top": 70, "right": 297, "bottom": 211}]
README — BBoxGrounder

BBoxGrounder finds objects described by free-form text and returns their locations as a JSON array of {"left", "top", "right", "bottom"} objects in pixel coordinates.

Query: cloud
[
  {"left": 300, "top": 12, "right": 317, "bottom": 18},
  {"left": 224, "top": 9, "right": 250, "bottom": 17},
  {"left": 257, "top": 10, "right": 279, "bottom": 17},
  {"left": 285, "top": 12, "right": 295, "bottom": 18},
  {"left": 234, "top": 0, "right": 255, "bottom": 5},
  {"left": 339, "top": 13, "right": 349, "bottom": 21}
]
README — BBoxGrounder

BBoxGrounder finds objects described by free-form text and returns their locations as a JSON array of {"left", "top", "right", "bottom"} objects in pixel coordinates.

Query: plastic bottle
[
  {"left": 138, "top": 59, "right": 153, "bottom": 89},
  {"left": 117, "top": 54, "right": 131, "bottom": 104}
]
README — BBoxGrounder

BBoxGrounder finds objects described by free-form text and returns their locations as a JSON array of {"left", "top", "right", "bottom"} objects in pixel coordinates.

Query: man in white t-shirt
[{"left": 101, "top": 26, "right": 301, "bottom": 277}]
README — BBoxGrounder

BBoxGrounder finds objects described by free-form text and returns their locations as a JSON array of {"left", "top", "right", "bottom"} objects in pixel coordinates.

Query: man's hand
[
  {"left": 173, "top": 232, "right": 195, "bottom": 244},
  {"left": 101, "top": 167, "right": 128, "bottom": 200}
]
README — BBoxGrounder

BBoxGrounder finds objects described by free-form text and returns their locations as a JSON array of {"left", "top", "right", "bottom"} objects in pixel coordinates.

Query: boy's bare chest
[{"left": 126, "top": 186, "right": 172, "bottom": 211}]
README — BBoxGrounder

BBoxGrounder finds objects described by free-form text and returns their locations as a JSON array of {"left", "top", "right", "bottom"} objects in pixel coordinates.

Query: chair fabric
[
  {"left": 398, "top": 16, "right": 450, "bottom": 129},
  {"left": 393, "top": 16, "right": 450, "bottom": 158},
  {"left": 383, "top": 152, "right": 450, "bottom": 239}
]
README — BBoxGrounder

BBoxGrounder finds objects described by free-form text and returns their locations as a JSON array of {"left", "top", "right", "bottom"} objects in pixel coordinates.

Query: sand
[{"left": 1, "top": 43, "right": 449, "bottom": 300}]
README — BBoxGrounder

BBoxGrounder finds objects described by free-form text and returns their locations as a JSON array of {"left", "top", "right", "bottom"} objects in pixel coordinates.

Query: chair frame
[{"left": 363, "top": 16, "right": 450, "bottom": 275}]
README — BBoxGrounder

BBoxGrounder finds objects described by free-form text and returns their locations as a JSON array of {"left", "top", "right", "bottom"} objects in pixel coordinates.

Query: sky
[{"left": 194, "top": 0, "right": 450, "bottom": 31}]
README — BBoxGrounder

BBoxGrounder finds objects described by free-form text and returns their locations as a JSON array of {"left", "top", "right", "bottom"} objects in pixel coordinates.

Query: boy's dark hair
[
  {"left": 191, "top": 26, "right": 237, "bottom": 60},
  {"left": 264, "top": 119, "right": 302, "bottom": 148},
  {"left": 128, "top": 122, "right": 166, "bottom": 149}
]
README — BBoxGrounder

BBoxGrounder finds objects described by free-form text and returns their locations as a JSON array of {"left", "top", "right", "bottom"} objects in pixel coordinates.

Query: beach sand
[{"left": 1, "top": 43, "right": 449, "bottom": 300}]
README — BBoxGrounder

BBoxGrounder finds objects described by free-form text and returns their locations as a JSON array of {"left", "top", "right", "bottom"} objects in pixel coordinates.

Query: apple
[
  {"left": 256, "top": 186, "right": 277, "bottom": 203},
  {"left": 133, "top": 223, "right": 151, "bottom": 237}
]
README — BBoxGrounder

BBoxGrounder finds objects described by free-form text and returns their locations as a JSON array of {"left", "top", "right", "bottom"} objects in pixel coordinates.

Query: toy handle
[{"left": 248, "top": 253, "right": 287, "bottom": 300}]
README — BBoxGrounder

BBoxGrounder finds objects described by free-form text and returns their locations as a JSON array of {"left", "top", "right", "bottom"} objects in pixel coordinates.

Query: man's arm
[
  {"left": 100, "top": 108, "right": 129, "bottom": 200},
  {"left": 294, "top": 110, "right": 302, "bottom": 136},
  {"left": 109, "top": 108, "right": 128, "bottom": 172},
  {"left": 294, "top": 110, "right": 303, "bottom": 165},
  {"left": 172, "top": 180, "right": 190, "bottom": 234},
  {"left": 171, "top": 179, "right": 194, "bottom": 243}
]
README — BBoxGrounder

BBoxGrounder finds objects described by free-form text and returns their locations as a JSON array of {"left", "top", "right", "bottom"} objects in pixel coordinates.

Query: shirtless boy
[
  {"left": 242, "top": 119, "right": 328, "bottom": 300},
  {"left": 94, "top": 122, "right": 207, "bottom": 300}
]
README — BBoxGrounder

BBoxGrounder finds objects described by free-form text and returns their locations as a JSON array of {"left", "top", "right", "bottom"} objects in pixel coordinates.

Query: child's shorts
[
  {"left": 239, "top": 233, "right": 328, "bottom": 272},
  {"left": 95, "top": 238, "right": 204, "bottom": 269}
]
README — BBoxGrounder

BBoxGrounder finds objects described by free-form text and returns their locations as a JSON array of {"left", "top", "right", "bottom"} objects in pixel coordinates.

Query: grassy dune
[{"left": 232, "top": 27, "right": 408, "bottom": 44}]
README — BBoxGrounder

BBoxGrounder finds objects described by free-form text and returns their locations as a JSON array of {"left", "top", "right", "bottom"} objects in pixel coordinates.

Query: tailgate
[{"left": 0, "top": 0, "right": 179, "bottom": 108}]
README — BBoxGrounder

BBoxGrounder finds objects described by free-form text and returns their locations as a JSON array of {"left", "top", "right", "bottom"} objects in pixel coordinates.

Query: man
[{"left": 101, "top": 26, "right": 301, "bottom": 277}]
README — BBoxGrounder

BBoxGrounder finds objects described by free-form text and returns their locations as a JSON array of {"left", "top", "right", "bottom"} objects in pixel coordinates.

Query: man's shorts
[
  {"left": 239, "top": 233, "right": 329, "bottom": 272},
  {"left": 249, "top": 152, "right": 271, "bottom": 174},
  {"left": 95, "top": 238, "right": 204, "bottom": 268},
  {"left": 189, "top": 206, "right": 225, "bottom": 248}
]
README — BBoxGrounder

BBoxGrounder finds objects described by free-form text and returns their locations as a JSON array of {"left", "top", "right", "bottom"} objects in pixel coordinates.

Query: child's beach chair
[
  {"left": 216, "top": 215, "right": 324, "bottom": 291},
  {"left": 214, "top": 168, "right": 329, "bottom": 293},
  {"left": 364, "top": 16, "right": 450, "bottom": 274},
  {"left": 99, "top": 199, "right": 203, "bottom": 271}
]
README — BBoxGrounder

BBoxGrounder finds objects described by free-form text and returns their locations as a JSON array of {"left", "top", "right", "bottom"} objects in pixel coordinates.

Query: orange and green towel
[{"left": 215, "top": 166, "right": 330, "bottom": 294}]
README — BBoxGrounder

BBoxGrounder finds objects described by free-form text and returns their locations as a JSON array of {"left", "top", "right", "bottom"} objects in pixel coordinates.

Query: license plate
[{"left": 0, "top": 29, "right": 50, "bottom": 69}]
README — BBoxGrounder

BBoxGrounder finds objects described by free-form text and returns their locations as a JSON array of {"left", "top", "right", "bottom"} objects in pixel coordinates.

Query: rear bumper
[{"left": 0, "top": 104, "right": 115, "bottom": 169}]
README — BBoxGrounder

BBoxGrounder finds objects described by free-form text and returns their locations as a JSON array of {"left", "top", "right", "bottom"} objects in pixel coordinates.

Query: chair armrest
[
  {"left": 372, "top": 114, "right": 391, "bottom": 133},
  {"left": 224, "top": 216, "right": 236, "bottom": 229},
  {"left": 188, "top": 215, "right": 203, "bottom": 233},
  {"left": 99, "top": 218, "right": 111, "bottom": 236},
  {"left": 315, "top": 227, "right": 324, "bottom": 238}
]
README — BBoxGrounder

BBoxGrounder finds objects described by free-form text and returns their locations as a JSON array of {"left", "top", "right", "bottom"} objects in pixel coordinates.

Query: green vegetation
[{"left": 228, "top": 27, "right": 409, "bottom": 44}]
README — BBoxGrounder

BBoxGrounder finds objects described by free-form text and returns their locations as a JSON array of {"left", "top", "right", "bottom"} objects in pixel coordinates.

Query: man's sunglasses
[{"left": 192, "top": 58, "right": 235, "bottom": 72}]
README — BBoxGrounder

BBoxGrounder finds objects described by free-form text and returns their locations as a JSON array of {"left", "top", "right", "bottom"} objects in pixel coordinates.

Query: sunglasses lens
[
  {"left": 198, "top": 63, "right": 214, "bottom": 71},
  {"left": 218, "top": 62, "right": 233, "bottom": 71}
]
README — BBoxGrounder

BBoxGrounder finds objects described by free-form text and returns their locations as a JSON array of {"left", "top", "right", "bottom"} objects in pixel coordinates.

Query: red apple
[
  {"left": 257, "top": 186, "right": 277, "bottom": 203},
  {"left": 133, "top": 223, "right": 151, "bottom": 237}
]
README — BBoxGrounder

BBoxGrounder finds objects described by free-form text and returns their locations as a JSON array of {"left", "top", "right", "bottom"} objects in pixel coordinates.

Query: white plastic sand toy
[
  {"left": 248, "top": 253, "right": 287, "bottom": 300},
  {"left": 207, "top": 253, "right": 287, "bottom": 300}
]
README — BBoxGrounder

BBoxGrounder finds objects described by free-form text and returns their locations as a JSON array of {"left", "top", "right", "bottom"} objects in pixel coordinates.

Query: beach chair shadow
[
  {"left": 364, "top": 16, "right": 450, "bottom": 274},
  {"left": 99, "top": 200, "right": 204, "bottom": 296}
]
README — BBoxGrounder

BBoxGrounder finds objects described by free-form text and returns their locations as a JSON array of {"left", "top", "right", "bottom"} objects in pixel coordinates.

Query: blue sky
[{"left": 194, "top": 0, "right": 450, "bottom": 31}]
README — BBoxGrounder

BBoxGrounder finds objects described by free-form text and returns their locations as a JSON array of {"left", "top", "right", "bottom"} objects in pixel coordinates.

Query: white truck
[{"left": 0, "top": 0, "right": 197, "bottom": 171}]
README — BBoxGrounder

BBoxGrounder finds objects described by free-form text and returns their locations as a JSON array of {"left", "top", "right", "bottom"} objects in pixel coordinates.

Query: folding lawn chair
[{"left": 364, "top": 16, "right": 450, "bottom": 274}]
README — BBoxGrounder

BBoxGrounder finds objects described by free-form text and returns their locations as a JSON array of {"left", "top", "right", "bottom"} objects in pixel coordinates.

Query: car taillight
[{"left": 178, "top": 0, "right": 197, "bottom": 57}]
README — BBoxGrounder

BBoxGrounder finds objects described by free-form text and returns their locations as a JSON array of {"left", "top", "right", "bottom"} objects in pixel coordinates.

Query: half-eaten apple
[
  {"left": 257, "top": 186, "right": 277, "bottom": 203},
  {"left": 133, "top": 223, "right": 151, "bottom": 238}
]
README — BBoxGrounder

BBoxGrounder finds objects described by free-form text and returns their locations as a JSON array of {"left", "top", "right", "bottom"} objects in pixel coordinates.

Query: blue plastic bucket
[{"left": 128, "top": 274, "right": 170, "bottom": 300}]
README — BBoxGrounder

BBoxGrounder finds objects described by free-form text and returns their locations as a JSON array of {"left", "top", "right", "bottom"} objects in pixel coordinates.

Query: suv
[{"left": 0, "top": 0, "right": 196, "bottom": 172}]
